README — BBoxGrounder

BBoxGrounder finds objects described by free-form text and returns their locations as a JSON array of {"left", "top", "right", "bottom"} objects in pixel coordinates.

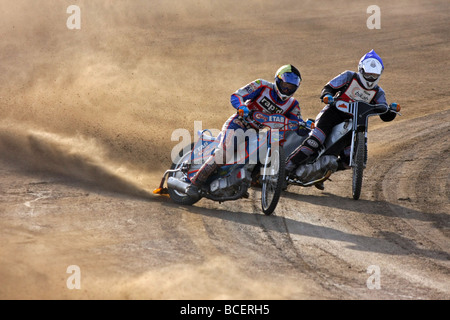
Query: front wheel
[
  {"left": 261, "top": 145, "right": 286, "bottom": 215},
  {"left": 352, "top": 131, "right": 365, "bottom": 200}
]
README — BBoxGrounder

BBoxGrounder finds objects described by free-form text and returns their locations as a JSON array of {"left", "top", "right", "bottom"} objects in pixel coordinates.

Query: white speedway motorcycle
[{"left": 283, "top": 101, "right": 401, "bottom": 199}]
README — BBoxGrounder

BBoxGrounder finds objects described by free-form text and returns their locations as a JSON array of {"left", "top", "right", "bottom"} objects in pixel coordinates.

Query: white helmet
[{"left": 357, "top": 50, "right": 384, "bottom": 90}]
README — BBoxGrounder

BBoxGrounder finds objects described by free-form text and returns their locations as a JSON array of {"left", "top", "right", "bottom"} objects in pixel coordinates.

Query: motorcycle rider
[
  {"left": 186, "top": 65, "right": 306, "bottom": 197},
  {"left": 285, "top": 50, "right": 397, "bottom": 189}
]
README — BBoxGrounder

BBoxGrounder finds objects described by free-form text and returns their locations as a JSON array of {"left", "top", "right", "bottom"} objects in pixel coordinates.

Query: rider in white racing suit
[
  {"left": 186, "top": 65, "right": 307, "bottom": 196},
  {"left": 285, "top": 50, "right": 397, "bottom": 189}
]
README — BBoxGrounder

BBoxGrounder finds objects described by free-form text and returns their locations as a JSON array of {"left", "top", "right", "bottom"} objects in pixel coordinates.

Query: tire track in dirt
[
  {"left": 259, "top": 110, "right": 450, "bottom": 299},
  {"left": 353, "top": 110, "right": 450, "bottom": 298},
  {"left": 255, "top": 200, "right": 354, "bottom": 299},
  {"left": 371, "top": 111, "right": 449, "bottom": 255}
]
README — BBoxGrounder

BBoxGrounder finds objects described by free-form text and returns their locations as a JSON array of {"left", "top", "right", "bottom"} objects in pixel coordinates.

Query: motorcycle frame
[{"left": 348, "top": 101, "right": 391, "bottom": 167}]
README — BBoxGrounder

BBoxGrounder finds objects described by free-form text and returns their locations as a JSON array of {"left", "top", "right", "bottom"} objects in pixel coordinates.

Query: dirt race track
[{"left": 0, "top": 0, "right": 449, "bottom": 300}]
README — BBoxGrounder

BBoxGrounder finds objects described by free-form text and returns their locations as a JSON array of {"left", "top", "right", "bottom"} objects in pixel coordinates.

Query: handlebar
[
  {"left": 330, "top": 100, "right": 401, "bottom": 116},
  {"left": 372, "top": 102, "right": 402, "bottom": 115},
  {"left": 237, "top": 109, "right": 255, "bottom": 123},
  {"left": 298, "top": 119, "right": 315, "bottom": 130},
  {"left": 237, "top": 102, "right": 400, "bottom": 133},
  {"left": 237, "top": 109, "right": 315, "bottom": 131}
]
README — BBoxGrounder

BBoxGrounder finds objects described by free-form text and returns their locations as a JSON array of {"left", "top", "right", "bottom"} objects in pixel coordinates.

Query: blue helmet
[
  {"left": 357, "top": 50, "right": 384, "bottom": 89},
  {"left": 274, "top": 65, "right": 302, "bottom": 101}
]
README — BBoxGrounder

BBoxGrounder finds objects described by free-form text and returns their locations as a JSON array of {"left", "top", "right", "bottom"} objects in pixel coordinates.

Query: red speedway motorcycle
[{"left": 154, "top": 110, "right": 312, "bottom": 215}]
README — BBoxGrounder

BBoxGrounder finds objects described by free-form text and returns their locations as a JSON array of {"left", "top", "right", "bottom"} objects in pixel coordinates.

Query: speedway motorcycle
[
  {"left": 283, "top": 100, "right": 401, "bottom": 200},
  {"left": 154, "top": 110, "right": 311, "bottom": 215}
]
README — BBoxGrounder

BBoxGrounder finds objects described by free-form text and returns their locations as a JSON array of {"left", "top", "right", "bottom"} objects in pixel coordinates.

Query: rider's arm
[
  {"left": 287, "top": 100, "right": 302, "bottom": 122},
  {"left": 287, "top": 100, "right": 309, "bottom": 136},
  {"left": 319, "top": 71, "right": 354, "bottom": 101},
  {"left": 230, "top": 79, "right": 265, "bottom": 109},
  {"left": 373, "top": 87, "right": 397, "bottom": 122}
]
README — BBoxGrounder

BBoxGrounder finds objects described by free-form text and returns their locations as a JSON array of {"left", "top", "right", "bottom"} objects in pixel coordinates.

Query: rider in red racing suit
[
  {"left": 186, "top": 65, "right": 307, "bottom": 197},
  {"left": 285, "top": 50, "right": 397, "bottom": 189}
]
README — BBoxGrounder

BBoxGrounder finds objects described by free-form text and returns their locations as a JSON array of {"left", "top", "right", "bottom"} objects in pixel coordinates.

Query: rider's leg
[
  {"left": 285, "top": 128, "right": 326, "bottom": 174},
  {"left": 186, "top": 114, "right": 245, "bottom": 196},
  {"left": 286, "top": 104, "right": 349, "bottom": 175},
  {"left": 189, "top": 155, "right": 219, "bottom": 187},
  {"left": 185, "top": 152, "right": 220, "bottom": 197},
  {"left": 186, "top": 147, "right": 223, "bottom": 197}
]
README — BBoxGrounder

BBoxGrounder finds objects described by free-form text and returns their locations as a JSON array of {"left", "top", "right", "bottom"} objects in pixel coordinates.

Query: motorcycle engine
[{"left": 209, "top": 168, "right": 252, "bottom": 197}]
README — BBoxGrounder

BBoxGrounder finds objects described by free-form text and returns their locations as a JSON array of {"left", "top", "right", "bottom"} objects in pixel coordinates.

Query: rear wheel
[
  {"left": 352, "top": 131, "right": 365, "bottom": 200},
  {"left": 167, "top": 143, "right": 201, "bottom": 206},
  {"left": 261, "top": 145, "right": 285, "bottom": 215}
]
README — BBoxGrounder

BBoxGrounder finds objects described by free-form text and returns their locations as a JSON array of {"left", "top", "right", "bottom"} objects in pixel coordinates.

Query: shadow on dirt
[
  {"left": 161, "top": 193, "right": 450, "bottom": 261},
  {"left": 282, "top": 190, "right": 449, "bottom": 231}
]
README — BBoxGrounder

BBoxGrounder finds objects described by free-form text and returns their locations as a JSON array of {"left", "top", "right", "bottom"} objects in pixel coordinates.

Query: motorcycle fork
[{"left": 349, "top": 127, "right": 368, "bottom": 168}]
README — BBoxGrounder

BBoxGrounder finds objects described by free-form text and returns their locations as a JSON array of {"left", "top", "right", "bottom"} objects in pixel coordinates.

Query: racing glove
[
  {"left": 299, "top": 119, "right": 315, "bottom": 130},
  {"left": 238, "top": 105, "right": 249, "bottom": 117},
  {"left": 297, "top": 119, "right": 315, "bottom": 136},
  {"left": 389, "top": 103, "right": 401, "bottom": 112},
  {"left": 306, "top": 119, "right": 315, "bottom": 130},
  {"left": 322, "top": 94, "right": 334, "bottom": 104}
]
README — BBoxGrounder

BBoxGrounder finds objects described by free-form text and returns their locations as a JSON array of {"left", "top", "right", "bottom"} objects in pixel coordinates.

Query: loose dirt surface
[{"left": 0, "top": 0, "right": 448, "bottom": 300}]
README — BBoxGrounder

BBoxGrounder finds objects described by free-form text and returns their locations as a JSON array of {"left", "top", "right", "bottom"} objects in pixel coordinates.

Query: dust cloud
[
  {"left": 0, "top": 0, "right": 312, "bottom": 195},
  {"left": 0, "top": 122, "right": 155, "bottom": 197},
  {"left": 0, "top": 0, "right": 447, "bottom": 196},
  {"left": 0, "top": 0, "right": 249, "bottom": 194}
]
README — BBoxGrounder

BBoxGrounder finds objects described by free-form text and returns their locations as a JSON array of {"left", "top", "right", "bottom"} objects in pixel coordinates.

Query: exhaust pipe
[{"left": 167, "top": 177, "right": 190, "bottom": 194}]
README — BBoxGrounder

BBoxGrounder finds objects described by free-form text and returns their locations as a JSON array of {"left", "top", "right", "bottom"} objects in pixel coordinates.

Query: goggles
[{"left": 362, "top": 71, "right": 380, "bottom": 81}]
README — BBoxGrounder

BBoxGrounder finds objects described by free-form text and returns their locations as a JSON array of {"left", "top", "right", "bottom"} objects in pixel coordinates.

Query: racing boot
[
  {"left": 285, "top": 160, "right": 297, "bottom": 178},
  {"left": 285, "top": 135, "right": 321, "bottom": 178},
  {"left": 185, "top": 184, "right": 201, "bottom": 197},
  {"left": 185, "top": 156, "right": 218, "bottom": 197},
  {"left": 285, "top": 151, "right": 308, "bottom": 178}
]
